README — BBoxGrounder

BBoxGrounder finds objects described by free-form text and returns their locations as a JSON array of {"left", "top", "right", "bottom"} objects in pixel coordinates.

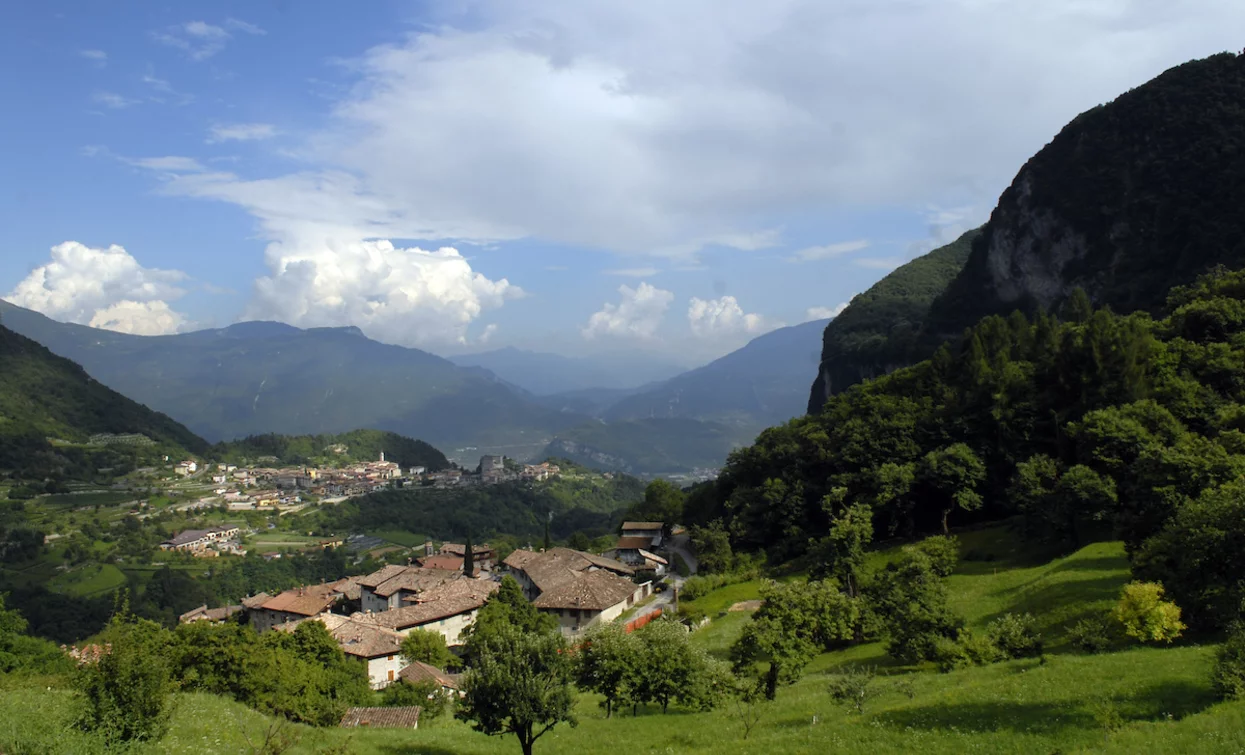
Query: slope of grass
[
  {"left": 1, "top": 527, "right": 1237, "bottom": 754},
  {"left": 47, "top": 563, "right": 127, "bottom": 597}
]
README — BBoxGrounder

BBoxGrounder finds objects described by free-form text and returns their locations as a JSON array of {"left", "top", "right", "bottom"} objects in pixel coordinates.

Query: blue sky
[{"left": 3, "top": 1, "right": 1244, "bottom": 367}]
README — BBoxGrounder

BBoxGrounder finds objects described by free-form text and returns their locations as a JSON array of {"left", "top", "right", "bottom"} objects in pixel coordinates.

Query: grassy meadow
[{"left": 3, "top": 525, "right": 1244, "bottom": 754}]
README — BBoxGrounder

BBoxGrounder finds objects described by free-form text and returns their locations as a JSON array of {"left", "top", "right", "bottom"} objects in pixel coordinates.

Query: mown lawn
[{"left": 369, "top": 529, "right": 428, "bottom": 548}]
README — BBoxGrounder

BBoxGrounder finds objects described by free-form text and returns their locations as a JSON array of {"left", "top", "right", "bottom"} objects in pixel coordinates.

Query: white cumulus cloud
[
  {"left": 246, "top": 239, "right": 522, "bottom": 348},
  {"left": 806, "top": 302, "right": 850, "bottom": 321},
  {"left": 582, "top": 282, "right": 673, "bottom": 339},
  {"left": 4, "top": 241, "right": 188, "bottom": 335},
  {"left": 687, "top": 296, "right": 776, "bottom": 339},
  {"left": 135, "top": 0, "right": 1245, "bottom": 258}
]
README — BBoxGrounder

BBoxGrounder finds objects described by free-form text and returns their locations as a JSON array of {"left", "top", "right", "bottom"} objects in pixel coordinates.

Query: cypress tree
[{"left": 464, "top": 533, "right": 475, "bottom": 576}]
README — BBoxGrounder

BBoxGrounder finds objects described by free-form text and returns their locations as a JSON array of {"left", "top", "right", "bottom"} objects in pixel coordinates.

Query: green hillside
[
  {"left": 214, "top": 429, "right": 450, "bottom": 470},
  {"left": 807, "top": 228, "right": 979, "bottom": 413},
  {"left": 0, "top": 323, "right": 206, "bottom": 477},
  {"left": 4, "top": 527, "right": 1244, "bottom": 754}
]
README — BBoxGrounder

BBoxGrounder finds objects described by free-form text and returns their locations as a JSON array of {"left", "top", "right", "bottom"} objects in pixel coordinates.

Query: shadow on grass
[
  {"left": 979, "top": 574, "right": 1128, "bottom": 639},
  {"left": 872, "top": 678, "right": 1216, "bottom": 736},
  {"left": 376, "top": 746, "right": 467, "bottom": 755}
]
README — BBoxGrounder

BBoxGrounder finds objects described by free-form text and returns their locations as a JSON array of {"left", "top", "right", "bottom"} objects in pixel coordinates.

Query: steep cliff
[
  {"left": 807, "top": 229, "right": 979, "bottom": 413},
  {"left": 927, "top": 52, "right": 1245, "bottom": 336}
]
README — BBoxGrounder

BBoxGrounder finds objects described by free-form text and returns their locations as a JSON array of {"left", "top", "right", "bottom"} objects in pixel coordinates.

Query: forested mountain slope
[
  {"left": 0, "top": 323, "right": 207, "bottom": 475},
  {"left": 807, "top": 229, "right": 979, "bottom": 413},
  {"left": 213, "top": 429, "right": 450, "bottom": 470}
]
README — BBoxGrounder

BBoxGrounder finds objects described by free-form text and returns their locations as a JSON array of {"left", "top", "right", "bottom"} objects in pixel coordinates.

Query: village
[
  {"left": 161, "top": 453, "right": 562, "bottom": 519},
  {"left": 173, "top": 520, "right": 677, "bottom": 697}
]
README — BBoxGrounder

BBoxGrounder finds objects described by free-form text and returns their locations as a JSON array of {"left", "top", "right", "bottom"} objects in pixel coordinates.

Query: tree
[
  {"left": 632, "top": 619, "right": 698, "bottom": 714},
  {"left": 867, "top": 550, "right": 963, "bottom": 664},
  {"left": 1113, "top": 581, "right": 1186, "bottom": 644},
  {"left": 810, "top": 502, "right": 873, "bottom": 597},
  {"left": 576, "top": 622, "right": 639, "bottom": 718},
  {"left": 457, "top": 624, "right": 577, "bottom": 755},
  {"left": 919, "top": 444, "right": 985, "bottom": 534},
  {"left": 565, "top": 531, "right": 592, "bottom": 552},
  {"left": 74, "top": 601, "right": 175, "bottom": 745},
  {"left": 401, "top": 628, "right": 454, "bottom": 669},
  {"left": 630, "top": 480, "right": 686, "bottom": 528},
  {"left": 464, "top": 577, "right": 558, "bottom": 664},
  {"left": 826, "top": 665, "right": 878, "bottom": 714},
  {"left": 689, "top": 520, "right": 732, "bottom": 574},
  {"left": 464, "top": 532, "right": 475, "bottom": 576},
  {"left": 1135, "top": 478, "right": 1245, "bottom": 629},
  {"left": 730, "top": 580, "right": 860, "bottom": 700}
]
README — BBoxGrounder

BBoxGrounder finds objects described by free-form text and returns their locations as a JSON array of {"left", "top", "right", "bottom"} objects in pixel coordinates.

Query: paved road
[{"left": 629, "top": 534, "right": 698, "bottom": 623}]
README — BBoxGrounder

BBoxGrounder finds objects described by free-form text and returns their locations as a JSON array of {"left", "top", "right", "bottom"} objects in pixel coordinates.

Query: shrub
[
  {"left": 826, "top": 665, "right": 877, "bottom": 714},
  {"left": 1212, "top": 628, "right": 1245, "bottom": 700},
  {"left": 1069, "top": 617, "right": 1112, "bottom": 654},
  {"left": 74, "top": 609, "right": 175, "bottom": 746},
  {"left": 985, "top": 613, "right": 1043, "bottom": 659},
  {"left": 933, "top": 631, "right": 1002, "bottom": 672},
  {"left": 907, "top": 536, "right": 960, "bottom": 577},
  {"left": 1114, "top": 581, "right": 1186, "bottom": 644}
]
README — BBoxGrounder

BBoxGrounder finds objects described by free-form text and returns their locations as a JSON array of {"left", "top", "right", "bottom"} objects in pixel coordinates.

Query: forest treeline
[{"left": 691, "top": 265, "right": 1245, "bottom": 632}]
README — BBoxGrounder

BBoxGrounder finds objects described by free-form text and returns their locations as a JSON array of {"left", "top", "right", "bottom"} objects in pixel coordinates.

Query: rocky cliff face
[{"left": 926, "top": 52, "right": 1245, "bottom": 337}]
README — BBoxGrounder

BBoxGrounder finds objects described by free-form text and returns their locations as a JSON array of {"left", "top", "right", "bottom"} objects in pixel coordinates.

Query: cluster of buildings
[
  {"left": 158, "top": 525, "right": 243, "bottom": 556},
  {"left": 180, "top": 537, "right": 656, "bottom": 689},
  {"left": 170, "top": 454, "right": 563, "bottom": 513}
]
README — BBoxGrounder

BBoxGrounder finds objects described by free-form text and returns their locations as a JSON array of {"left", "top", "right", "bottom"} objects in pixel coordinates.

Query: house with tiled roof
[
  {"left": 353, "top": 579, "right": 498, "bottom": 646},
  {"left": 619, "top": 521, "right": 666, "bottom": 549},
  {"left": 398, "top": 660, "right": 461, "bottom": 696},
  {"left": 358, "top": 564, "right": 468, "bottom": 613},
  {"left": 503, "top": 548, "right": 649, "bottom": 637},
  {"left": 532, "top": 568, "right": 651, "bottom": 636},
  {"left": 437, "top": 542, "right": 495, "bottom": 570},
  {"left": 340, "top": 706, "right": 421, "bottom": 729},
  {"left": 178, "top": 604, "right": 242, "bottom": 624},
  {"left": 246, "top": 584, "right": 343, "bottom": 633},
  {"left": 504, "top": 547, "right": 635, "bottom": 602},
  {"left": 276, "top": 613, "right": 406, "bottom": 688}
]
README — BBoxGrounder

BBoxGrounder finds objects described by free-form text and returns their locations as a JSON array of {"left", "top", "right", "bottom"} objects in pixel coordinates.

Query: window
[
  {"left": 388, "top": 669, "right": 395, "bottom": 682},
  {"left": 387, "top": 655, "right": 394, "bottom": 661}
]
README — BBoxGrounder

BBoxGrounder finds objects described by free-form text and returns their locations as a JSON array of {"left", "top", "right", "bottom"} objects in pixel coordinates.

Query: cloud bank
[{"left": 5, "top": 242, "right": 188, "bottom": 335}]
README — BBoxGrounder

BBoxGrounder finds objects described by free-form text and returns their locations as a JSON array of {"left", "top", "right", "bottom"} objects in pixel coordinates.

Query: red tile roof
[
  {"left": 260, "top": 584, "right": 340, "bottom": 617},
  {"left": 532, "top": 569, "right": 640, "bottom": 611},
  {"left": 398, "top": 660, "right": 460, "bottom": 689},
  {"left": 340, "top": 706, "right": 421, "bottom": 728},
  {"left": 354, "top": 580, "right": 498, "bottom": 632}
]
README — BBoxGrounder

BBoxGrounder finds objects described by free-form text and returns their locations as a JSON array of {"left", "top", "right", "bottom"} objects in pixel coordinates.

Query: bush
[
  {"left": 933, "top": 631, "right": 1002, "bottom": 672},
  {"left": 1069, "top": 617, "right": 1112, "bottom": 654},
  {"left": 907, "top": 536, "right": 960, "bottom": 577},
  {"left": 1114, "top": 581, "right": 1186, "bottom": 644},
  {"left": 826, "top": 665, "right": 877, "bottom": 713},
  {"left": 985, "top": 613, "right": 1043, "bottom": 659},
  {"left": 1212, "top": 628, "right": 1245, "bottom": 700},
  {"left": 74, "top": 609, "right": 175, "bottom": 746}
]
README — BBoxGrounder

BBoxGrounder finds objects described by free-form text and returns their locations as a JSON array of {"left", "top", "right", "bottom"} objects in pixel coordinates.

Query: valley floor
[{"left": 4, "top": 526, "right": 1244, "bottom": 754}]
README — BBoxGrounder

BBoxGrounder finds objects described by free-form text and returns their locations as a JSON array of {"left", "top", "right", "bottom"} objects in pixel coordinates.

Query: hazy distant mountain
[
  {"left": 0, "top": 301, "right": 586, "bottom": 463},
  {"left": 603, "top": 319, "right": 830, "bottom": 428},
  {"left": 448, "top": 346, "right": 685, "bottom": 395}
]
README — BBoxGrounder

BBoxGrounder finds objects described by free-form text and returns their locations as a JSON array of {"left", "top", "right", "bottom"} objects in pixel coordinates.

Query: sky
[{"left": 2, "top": 1, "right": 1244, "bottom": 368}]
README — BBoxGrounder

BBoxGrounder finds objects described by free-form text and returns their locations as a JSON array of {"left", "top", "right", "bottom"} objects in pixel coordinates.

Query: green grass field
[
  {"left": 368, "top": 529, "right": 428, "bottom": 548},
  {"left": 41, "top": 491, "right": 137, "bottom": 508},
  {"left": 3, "top": 526, "right": 1242, "bottom": 754},
  {"left": 47, "top": 563, "right": 128, "bottom": 597}
]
